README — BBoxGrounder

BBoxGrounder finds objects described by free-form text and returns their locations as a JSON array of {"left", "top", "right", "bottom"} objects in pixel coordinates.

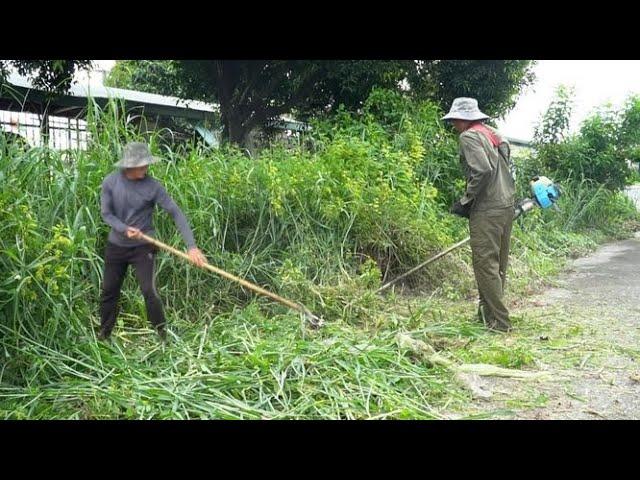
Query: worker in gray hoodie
[{"left": 98, "top": 142, "right": 207, "bottom": 341}]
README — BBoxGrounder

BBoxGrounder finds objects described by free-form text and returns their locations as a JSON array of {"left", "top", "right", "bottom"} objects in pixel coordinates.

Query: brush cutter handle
[
  {"left": 377, "top": 203, "right": 535, "bottom": 293},
  {"left": 139, "top": 233, "right": 307, "bottom": 315}
]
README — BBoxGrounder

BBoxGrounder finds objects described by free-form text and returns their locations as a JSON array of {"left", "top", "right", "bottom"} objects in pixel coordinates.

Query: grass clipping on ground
[{"left": 396, "top": 332, "right": 551, "bottom": 400}]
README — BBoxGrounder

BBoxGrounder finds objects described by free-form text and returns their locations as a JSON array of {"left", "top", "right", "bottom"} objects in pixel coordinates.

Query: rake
[{"left": 140, "top": 233, "right": 323, "bottom": 328}]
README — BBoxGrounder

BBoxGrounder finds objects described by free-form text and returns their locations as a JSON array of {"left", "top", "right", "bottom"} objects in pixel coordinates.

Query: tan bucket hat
[
  {"left": 114, "top": 142, "right": 161, "bottom": 168},
  {"left": 442, "top": 97, "right": 489, "bottom": 121}
]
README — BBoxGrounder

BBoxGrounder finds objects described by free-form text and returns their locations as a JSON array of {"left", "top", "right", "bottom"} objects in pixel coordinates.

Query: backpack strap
[
  {"left": 467, "top": 122, "right": 501, "bottom": 147},
  {"left": 468, "top": 123, "right": 516, "bottom": 182}
]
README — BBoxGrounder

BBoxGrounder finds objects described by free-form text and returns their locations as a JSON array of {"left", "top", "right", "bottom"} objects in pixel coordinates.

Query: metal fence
[{"left": 0, "top": 110, "right": 90, "bottom": 150}]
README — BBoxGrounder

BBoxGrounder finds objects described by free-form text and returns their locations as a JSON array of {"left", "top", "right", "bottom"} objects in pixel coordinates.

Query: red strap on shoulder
[{"left": 467, "top": 123, "right": 501, "bottom": 147}]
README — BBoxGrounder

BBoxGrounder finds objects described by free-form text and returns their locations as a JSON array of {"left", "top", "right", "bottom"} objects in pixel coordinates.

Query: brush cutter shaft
[
  {"left": 139, "top": 233, "right": 305, "bottom": 314},
  {"left": 376, "top": 237, "right": 471, "bottom": 293},
  {"left": 376, "top": 206, "right": 531, "bottom": 293}
]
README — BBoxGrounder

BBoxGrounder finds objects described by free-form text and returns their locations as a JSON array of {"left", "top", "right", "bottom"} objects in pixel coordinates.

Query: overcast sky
[
  {"left": 83, "top": 60, "right": 640, "bottom": 142},
  {"left": 496, "top": 60, "right": 640, "bottom": 141}
]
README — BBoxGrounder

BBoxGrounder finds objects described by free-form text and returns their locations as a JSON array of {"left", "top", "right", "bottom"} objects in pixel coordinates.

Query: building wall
[{"left": 0, "top": 110, "right": 89, "bottom": 150}]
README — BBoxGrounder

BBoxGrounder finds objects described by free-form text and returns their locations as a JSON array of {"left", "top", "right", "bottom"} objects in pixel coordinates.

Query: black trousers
[{"left": 99, "top": 242, "right": 166, "bottom": 334}]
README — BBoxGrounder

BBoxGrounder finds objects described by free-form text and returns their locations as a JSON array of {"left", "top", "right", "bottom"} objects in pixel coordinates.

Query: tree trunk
[
  {"left": 226, "top": 112, "right": 251, "bottom": 147},
  {"left": 214, "top": 60, "right": 320, "bottom": 149},
  {"left": 216, "top": 60, "right": 253, "bottom": 148}
]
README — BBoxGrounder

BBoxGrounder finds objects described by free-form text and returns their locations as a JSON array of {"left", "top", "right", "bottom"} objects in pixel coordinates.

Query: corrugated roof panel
[{"left": 6, "top": 73, "right": 219, "bottom": 114}]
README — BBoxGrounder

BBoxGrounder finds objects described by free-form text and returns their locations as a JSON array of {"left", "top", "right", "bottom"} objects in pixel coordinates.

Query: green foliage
[
  {"left": 619, "top": 95, "right": 640, "bottom": 169},
  {"left": 410, "top": 60, "right": 536, "bottom": 119},
  {"left": 0, "top": 60, "right": 92, "bottom": 93},
  {"left": 533, "top": 86, "right": 632, "bottom": 192},
  {"left": 575, "top": 110, "right": 628, "bottom": 191},
  {"left": 1, "top": 88, "right": 636, "bottom": 419},
  {"left": 618, "top": 96, "right": 640, "bottom": 185},
  {"left": 105, "top": 60, "right": 186, "bottom": 98},
  {"left": 105, "top": 60, "right": 535, "bottom": 146},
  {"left": 533, "top": 85, "right": 575, "bottom": 145},
  {"left": 627, "top": 167, "right": 640, "bottom": 185},
  {"left": 357, "top": 88, "right": 462, "bottom": 207}
]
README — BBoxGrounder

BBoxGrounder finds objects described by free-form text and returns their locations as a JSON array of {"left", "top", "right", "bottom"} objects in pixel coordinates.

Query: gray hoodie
[{"left": 100, "top": 171, "right": 196, "bottom": 249}]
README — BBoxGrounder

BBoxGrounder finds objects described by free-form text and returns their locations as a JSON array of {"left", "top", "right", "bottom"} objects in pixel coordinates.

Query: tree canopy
[{"left": 106, "top": 60, "right": 536, "bottom": 146}]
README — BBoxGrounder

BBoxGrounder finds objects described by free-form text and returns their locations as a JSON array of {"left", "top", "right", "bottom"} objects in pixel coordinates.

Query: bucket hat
[
  {"left": 442, "top": 97, "right": 489, "bottom": 121},
  {"left": 114, "top": 142, "right": 161, "bottom": 168}
]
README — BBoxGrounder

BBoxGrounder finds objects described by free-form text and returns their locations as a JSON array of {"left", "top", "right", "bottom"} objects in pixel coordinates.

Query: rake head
[{"left": 302, "top": 308, "right": 324, "bottom": 329}]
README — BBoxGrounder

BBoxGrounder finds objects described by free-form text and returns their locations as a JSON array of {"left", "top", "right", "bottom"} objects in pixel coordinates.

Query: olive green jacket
[{"left": 458, "top": 126, "right": 516, "bottom": 211}]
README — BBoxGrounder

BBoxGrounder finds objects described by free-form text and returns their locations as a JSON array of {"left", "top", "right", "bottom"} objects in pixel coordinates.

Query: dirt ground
[{"left": 448, "top": 232, "right": 640, "bottom": 419}]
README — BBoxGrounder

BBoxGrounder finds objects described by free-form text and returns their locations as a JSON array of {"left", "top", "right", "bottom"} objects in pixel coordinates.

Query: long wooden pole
[{"left": 139, "top": 233, "right": 321, "bottom": 326}]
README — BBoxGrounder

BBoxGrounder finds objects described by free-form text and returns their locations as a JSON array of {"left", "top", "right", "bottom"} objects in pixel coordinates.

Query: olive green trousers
[{"left": 469, "top": 206, "right": 514, "bottom": 328}]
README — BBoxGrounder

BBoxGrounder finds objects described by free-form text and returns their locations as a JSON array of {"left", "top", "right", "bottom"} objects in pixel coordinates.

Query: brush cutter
[{"left": 376, "top": 176, "right": 561, "bottom": 293}]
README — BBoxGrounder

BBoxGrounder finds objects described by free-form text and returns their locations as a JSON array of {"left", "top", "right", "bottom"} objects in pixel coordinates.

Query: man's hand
[
  {"left": 126, "top": 227, "right": 143, "bottom": 239},
  {"left": 188, "top": 247, "right": 207, "bottom": 267},
  {"left": 451, "top": 200, "right": 472, "bottom": 219}
]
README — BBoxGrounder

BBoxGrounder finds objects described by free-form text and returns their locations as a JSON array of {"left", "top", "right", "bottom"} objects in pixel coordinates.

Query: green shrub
[{"left": 1, "top": 90, "right": 637, "bottom": 419}]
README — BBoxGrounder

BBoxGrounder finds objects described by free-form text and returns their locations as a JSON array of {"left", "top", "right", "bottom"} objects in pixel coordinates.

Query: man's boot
[
  {"left": 156, "top": 325, "right": 168, "bottom": 342},
  {"left": 479, "top": 304, "right": 512, "bottom": 333},
  {"left": 487, "top": 317, "right": 513, "bottom": 333},
  {"left": 97, "top": 328, "right": 111, "bottom": 341}
]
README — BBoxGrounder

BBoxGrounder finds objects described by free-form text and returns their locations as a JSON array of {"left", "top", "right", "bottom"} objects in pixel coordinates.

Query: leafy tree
[
  {"left": 0, "top": 60, "right": 92, "bottom": 93},
  {"left": 107, "top": 60, "right": 536, "bottom": 147},
  {"left": 533, "top": 85, "right": 575, "bottom": 145},
  {"left": 618, "top": 95, "right": 640, "bottom": 166},
  {"left": 409, "top": 60, "right": 536, "bottom": 119},
  {"left": 533, "top": 86, "right": 629, "bottom": 191},
  {"left": 576, "top": 107, "right": 627, "bottom": 190}
]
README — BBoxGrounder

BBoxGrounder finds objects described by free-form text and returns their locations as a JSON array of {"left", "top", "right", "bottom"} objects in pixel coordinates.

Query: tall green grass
[{"left": 1, "top": 93, "right": 637, "bottom": 419}]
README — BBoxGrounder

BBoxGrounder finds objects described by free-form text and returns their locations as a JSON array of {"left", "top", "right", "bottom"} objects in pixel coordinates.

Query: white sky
[
  {"left": 496, "top": 60, "right": 640, "bottom": 141},
  {"left": 75, "top": 59, "right": 116, "bottom": 86},
  {"left": 80, "top": 60, "right": 640, "bottom": 143}
]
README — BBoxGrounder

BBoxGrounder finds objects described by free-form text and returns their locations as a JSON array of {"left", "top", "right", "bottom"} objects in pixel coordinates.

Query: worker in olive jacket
[{"left": 443, "top": 97, "right": 516, "bottom": 332}]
